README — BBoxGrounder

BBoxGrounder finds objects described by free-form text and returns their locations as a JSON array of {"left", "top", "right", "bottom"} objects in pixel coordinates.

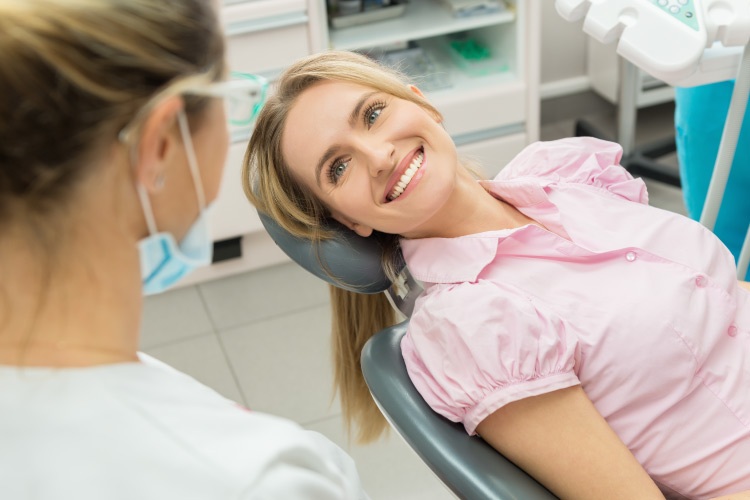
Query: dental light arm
[{"left": 555, "top": 0, "right": 750, "bottom": 87}]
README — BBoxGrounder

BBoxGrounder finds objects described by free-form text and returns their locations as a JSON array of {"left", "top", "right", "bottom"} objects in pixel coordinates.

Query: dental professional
[{"left": 0, "top": 1, "right": 366, "bottom": 499}]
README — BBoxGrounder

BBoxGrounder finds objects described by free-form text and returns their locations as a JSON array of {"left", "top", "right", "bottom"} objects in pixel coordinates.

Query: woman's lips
[{"left": 384, "top": 146, "right": 425, "bottom": 202}]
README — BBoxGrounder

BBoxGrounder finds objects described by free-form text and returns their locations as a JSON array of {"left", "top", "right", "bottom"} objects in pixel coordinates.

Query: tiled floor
[{"left": 140, "top": 93, "right": 687, "bottom": 500}]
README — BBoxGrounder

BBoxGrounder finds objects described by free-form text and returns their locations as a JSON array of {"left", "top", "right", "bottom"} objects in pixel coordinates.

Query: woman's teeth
[{"left": 388, "top": 150, "right": 424, "bottom": 201}]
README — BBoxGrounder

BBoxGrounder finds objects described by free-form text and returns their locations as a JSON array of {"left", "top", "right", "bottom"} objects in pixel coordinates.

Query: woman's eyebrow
[{"left": 314, "top": 91, "right": 380, "bottom": 187}]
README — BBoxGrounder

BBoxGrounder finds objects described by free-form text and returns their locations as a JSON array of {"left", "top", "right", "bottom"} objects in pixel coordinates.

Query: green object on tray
[
  {"left": 449, "top": 39, "right": 490, "bottom": 60},
  {"left": 442, "top": 35, "right": 508, "bottom": 76}
]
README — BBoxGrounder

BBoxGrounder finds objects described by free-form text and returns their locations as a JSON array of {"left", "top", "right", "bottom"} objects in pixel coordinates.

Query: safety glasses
[
  {"left": 192, "top": 72, "right": 268, "bottom": 133},
  {"left": 119, "top": 71, "right": 269, "bottom": 144}
]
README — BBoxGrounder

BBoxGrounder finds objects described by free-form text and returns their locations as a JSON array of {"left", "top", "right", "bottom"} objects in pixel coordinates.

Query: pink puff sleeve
[
  {"left": 497, "top": 137, "right": 649, "bottom": 205},
  {"left": 401, "top": 280, "right": 581, "bottom": 435}
]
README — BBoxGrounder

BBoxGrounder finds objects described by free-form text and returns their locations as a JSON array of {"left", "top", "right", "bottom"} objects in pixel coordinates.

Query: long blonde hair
[
  {"left": 244, "top": 51, "right": 442, "bottom": 443},
  {"left": 0, "top": 0, "right": 224, "bottom": 230}
]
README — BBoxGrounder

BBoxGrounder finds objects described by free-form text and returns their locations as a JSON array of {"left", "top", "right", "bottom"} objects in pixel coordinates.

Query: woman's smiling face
[{"left": 281, "top": 80, "right": 459, "bottom": 238}]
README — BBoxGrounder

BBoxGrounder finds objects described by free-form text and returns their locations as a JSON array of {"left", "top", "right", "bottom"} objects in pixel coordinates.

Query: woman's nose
[{"left": 365, "top": 141, "right": 395, "bottom": 178}]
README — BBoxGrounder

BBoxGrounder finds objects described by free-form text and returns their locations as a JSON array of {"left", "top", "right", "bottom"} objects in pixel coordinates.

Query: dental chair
[{"left": 258, "top": 213, "right": 557, "bottom": 500}]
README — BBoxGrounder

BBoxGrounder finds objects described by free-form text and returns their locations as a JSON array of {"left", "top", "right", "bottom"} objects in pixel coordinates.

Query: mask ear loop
[
  {"left": 137, "top": 185, "right": 160, "bottom": 236},
  {"left": 176, "top": 110, "right": 207, "bottom": 213},
  {"left": 125, "top": 131, "right": 160, "bottom": 238}
]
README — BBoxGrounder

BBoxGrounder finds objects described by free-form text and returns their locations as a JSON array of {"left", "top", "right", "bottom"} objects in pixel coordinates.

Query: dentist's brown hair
[{"left": 0, "top": 0, "right": 224, "bottom": 228}]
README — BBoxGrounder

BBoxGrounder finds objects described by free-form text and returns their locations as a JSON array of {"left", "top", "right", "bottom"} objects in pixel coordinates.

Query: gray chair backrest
[
  {"left": 361, "top": 323, "right": 557, "bottom": 500},
  {"left": 259, "top": 210, "right": 555, "bottom": 499}
]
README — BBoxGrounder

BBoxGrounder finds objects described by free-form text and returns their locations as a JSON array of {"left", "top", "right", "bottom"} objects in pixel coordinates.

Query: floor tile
[
  {"left": 198, "top": 261, "right": 330, "bottom": 330},
  {"left": 634, "top": 102, "right": 677, "bottom": 145},
  {"left": 219, "top": 304, "right": 341, "bottom": 424},
  {"left": 571, "top": 102, "right": 676, "bottom": 149},
  {"left": 540, "top": 122, "right": 571, "bottom": 142},
  {"left": 307, "top": 415, "right": 456, "bottom": 500},
  {"left": 541, "top": 90, "right": 613, "bottom": 126},
  {"left": 643, "top": 177, "right": 687, "bottom": 216},
  {"left": 145, "top": 334, "right": 246, "bottom": 405},
  {"left": 140, "top": 285, "right": 214, "bottom": 350}
]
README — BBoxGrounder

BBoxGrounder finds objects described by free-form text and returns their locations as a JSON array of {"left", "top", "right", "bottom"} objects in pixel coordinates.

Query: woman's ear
[
  {"left": 408, "top": 84, "right": 425, "bottom": 98},
  {"left": 133, "top": 96, "right": 185, "bottom": 192},
  {"left": 352, "top": 223, "right": 374, "bottom": 238},
  {"left": 409, "top": 85, "right": 441, "bottom": 123},
  {"left": 331, "top": 211, "right": 374, "bottom": 238}
]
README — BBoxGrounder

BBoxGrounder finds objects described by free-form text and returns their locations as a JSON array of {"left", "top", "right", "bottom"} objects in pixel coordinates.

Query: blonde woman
[
  {"left": 246, "top": 50, "right": 750, "bottom": 500},
  {"left": 0, "top": 3, "right": 366, "bottom": 499}
]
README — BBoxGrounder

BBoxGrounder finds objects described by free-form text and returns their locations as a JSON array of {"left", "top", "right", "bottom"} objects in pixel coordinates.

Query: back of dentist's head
[
  {"left": 244, "top": 51, "right": 442, "bottom": 443},
  {"left": 0, "top": 0, "right": 224, "bottom": 233}
]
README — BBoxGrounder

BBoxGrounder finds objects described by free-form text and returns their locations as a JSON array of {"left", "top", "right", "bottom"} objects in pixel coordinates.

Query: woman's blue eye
[
  {"left": 334, "top": 161, "right": 348, "bottom": 177},
  {"left": 364, "top": 101, "right": 386, "bottom": 128},
  {"left": 367, "top": 107, "right": 382, "bottom": 126},
  {"left": 329, "top": 159, "right": 349, "bottom": 184}
]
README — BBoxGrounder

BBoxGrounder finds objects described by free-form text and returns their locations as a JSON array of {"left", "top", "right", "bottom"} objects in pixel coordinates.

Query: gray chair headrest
[{"left": 258, "top": 211, "right": 399, "bottom": 294}]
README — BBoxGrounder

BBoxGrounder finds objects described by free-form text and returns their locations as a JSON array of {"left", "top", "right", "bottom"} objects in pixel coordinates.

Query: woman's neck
[{"left": 401, "top": 169, "right": 537, "bottom": 239}]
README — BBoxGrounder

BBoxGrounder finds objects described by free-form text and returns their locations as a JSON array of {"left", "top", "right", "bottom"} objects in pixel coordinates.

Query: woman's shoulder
[
  {"left": 497, "top": 137, "right": 622, "bottom": 181},
  {"left": 494, "top": 137, "right": 648, "bottom": 204},
  {"left": 407, "top": 279, "right": 572, "bottom": 348},
  {"left": 401, "top": 279, "right": 580, "bottom": 434}
]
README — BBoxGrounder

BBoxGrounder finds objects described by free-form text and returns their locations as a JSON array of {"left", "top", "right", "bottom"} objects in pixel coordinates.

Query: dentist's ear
[
  {"left": 133, "top": 95, "right": 184, "bottom": 193},
  {"left": 331, "top": 211, "right": 374, "bottom": 238}
]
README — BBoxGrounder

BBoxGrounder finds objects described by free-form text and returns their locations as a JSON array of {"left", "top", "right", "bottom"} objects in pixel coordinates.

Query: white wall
[{"left": 539, "top": 1, "right": 590, "bottom": 98}]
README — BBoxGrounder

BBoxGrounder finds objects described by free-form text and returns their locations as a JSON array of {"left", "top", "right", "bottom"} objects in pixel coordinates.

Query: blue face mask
[
  {"left": 138, "top": 205, "right": 213, "bottom": 295},
  {"left": 137, "top": 111, "right": 213, "bottom": 295}
]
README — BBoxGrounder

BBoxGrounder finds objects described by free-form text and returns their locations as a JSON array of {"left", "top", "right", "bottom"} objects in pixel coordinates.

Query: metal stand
[
  {"left": 575, "top": 58, "right": 680, "bottom": 187},
  {"left": 700, "top": 40, "right": 750, "bottom": 278}
]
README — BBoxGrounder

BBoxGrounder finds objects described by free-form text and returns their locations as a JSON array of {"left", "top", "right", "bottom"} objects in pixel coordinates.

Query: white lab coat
[{"left": 0, "top": 353, "right": 368, "bottom": 499}]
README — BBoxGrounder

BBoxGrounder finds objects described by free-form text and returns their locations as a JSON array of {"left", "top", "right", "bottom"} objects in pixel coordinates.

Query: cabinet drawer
[
  {"left": 225, "top": 17, "right": 309, "bottom": 74},
  {"left": 431, "top": 80, "right": 526, "bottom": 138},
  {"left": 457, "top": 131, "right": 527, "bottom": 179},
  {"left": 209, "top": 141, "right": 263, "bottom": 241}
]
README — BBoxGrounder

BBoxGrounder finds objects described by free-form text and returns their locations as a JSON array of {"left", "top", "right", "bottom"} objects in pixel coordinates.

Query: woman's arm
[
  {"left": 476, "top": 385, "right": 664, "bottom": 500},
  {"left": 739, "top": 281, "right": 750, "bottom": 292}
]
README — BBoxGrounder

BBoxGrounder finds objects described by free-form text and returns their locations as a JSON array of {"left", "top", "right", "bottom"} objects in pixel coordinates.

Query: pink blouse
[{"left": 400, "top": 137, "right": 750, "bottom": 498}]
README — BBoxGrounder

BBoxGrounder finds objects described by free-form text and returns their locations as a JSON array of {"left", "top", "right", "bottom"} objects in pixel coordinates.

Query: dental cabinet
[{"left": 183, "top": 0, "right": 541, "bottom": 286}]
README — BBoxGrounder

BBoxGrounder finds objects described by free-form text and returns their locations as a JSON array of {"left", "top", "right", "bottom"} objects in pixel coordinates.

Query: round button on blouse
[
  {"left": 695, "top": 275, "right": 706, "bottom": 287},
  {"left": 626, "top": 251, "right": 637, "bottom": 262},
  {"left": 728, "top": 325, "right": 738, "bottom": 337}
]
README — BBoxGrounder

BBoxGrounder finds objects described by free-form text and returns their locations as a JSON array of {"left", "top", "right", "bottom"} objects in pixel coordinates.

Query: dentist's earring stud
[{"left": 154, "top": 173, "right": 166, "bottom": 191}]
